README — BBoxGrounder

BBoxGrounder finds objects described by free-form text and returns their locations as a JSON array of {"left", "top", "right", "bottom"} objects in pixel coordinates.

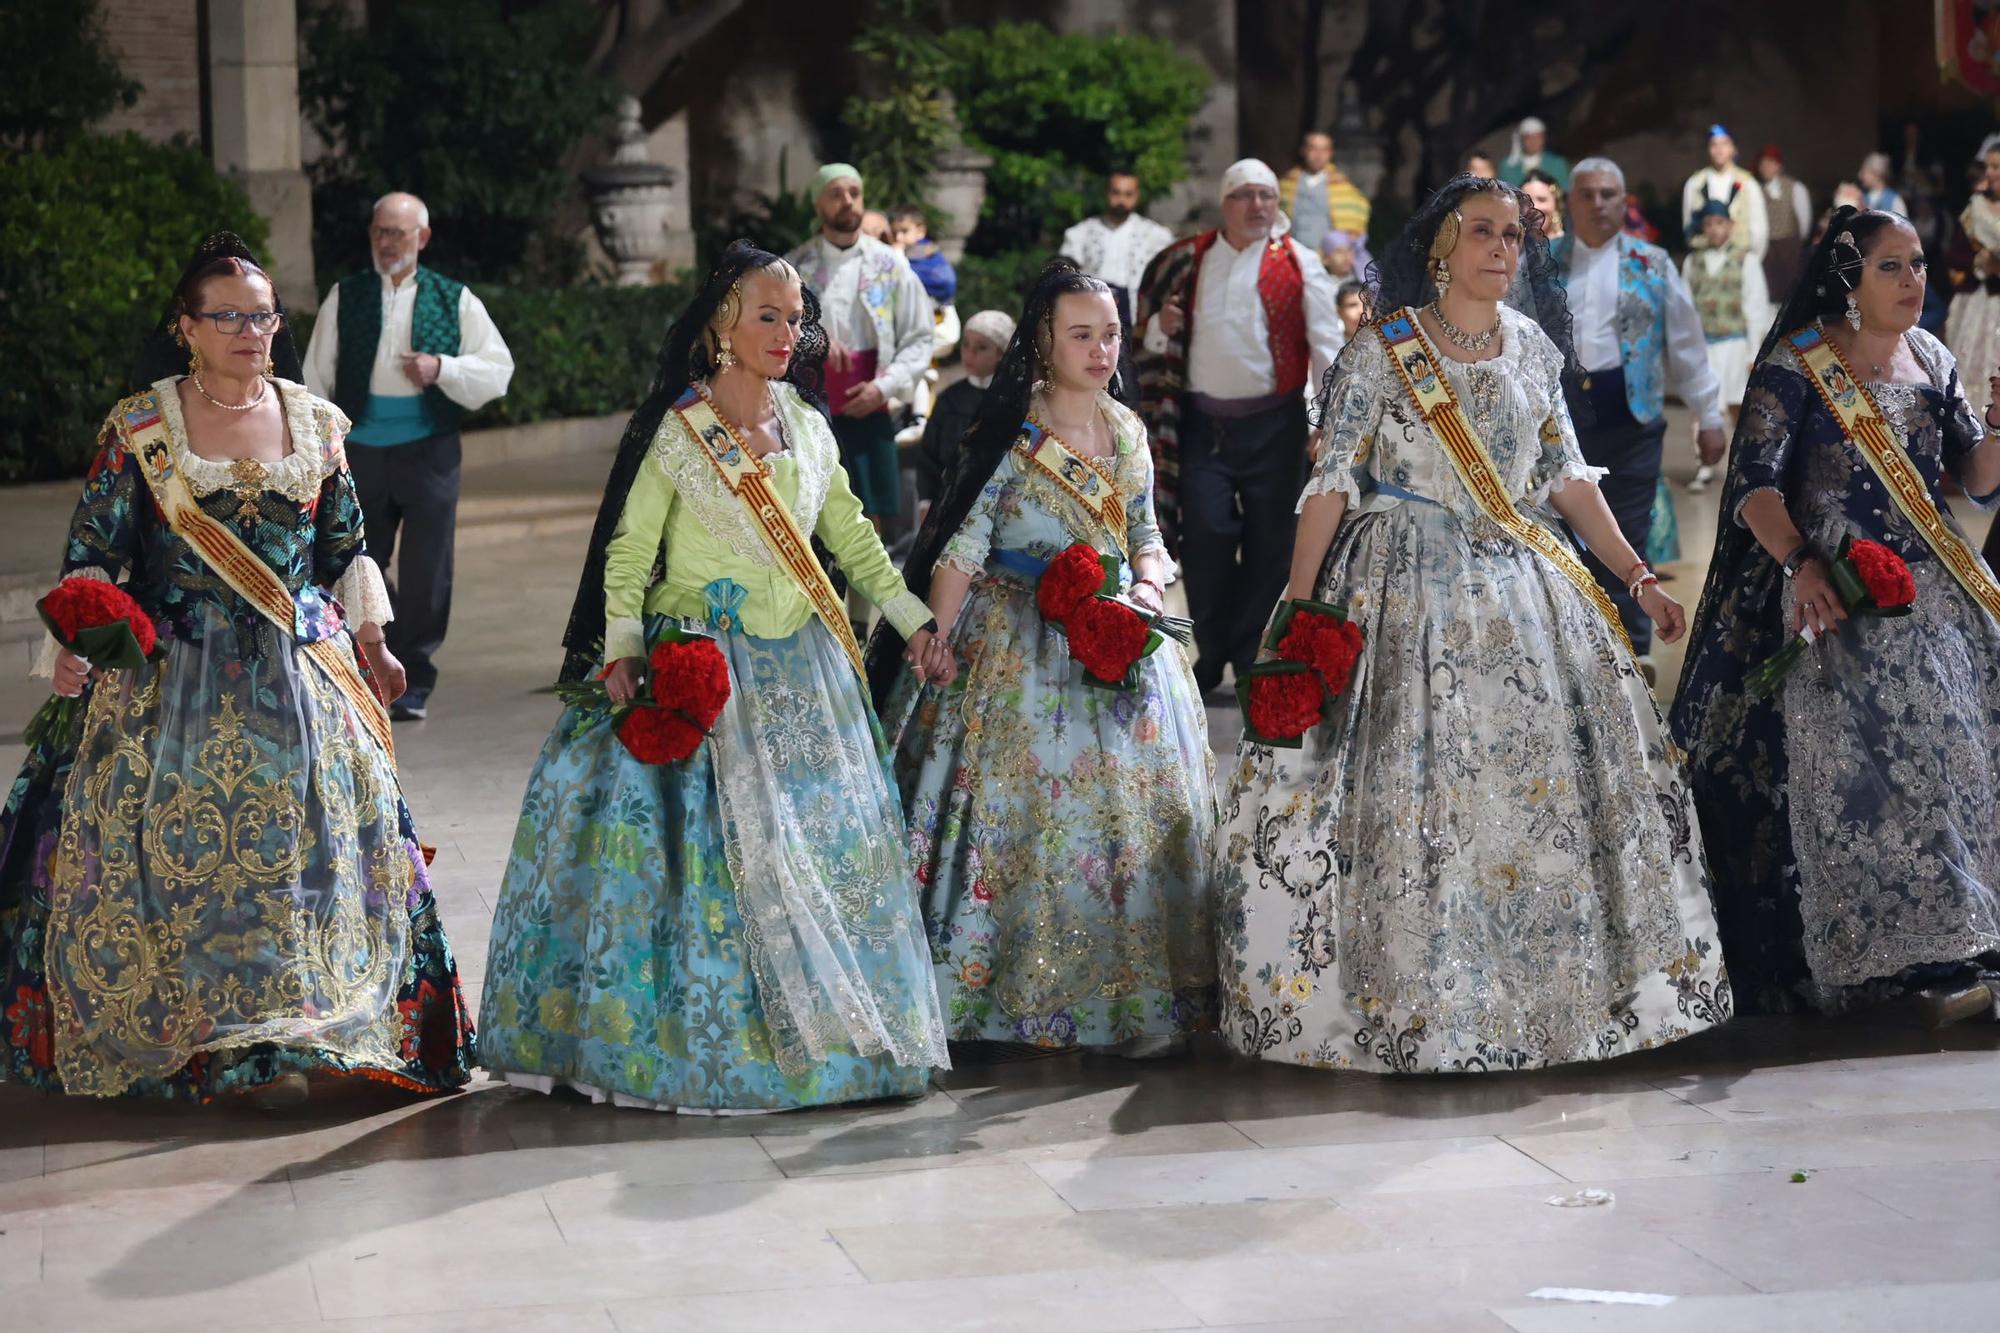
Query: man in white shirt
[
  {"left": 1681, "top": 125, "right": 1769, "bottom": 260},
  {"left": 1136, "top": 159, "right": 1345, "bottom": 698},
  {"left": 1061, "top": 170, "right": 1176, "bottom": 327},
  {"left": 785, "top": 164, "right": 935, "bottom": 527},
  {"left": 1559, "top": 159, "right": 1727, "bottom": 672},
  {"left": 304, "top": 191, "right": 515, "bottom": 721}
]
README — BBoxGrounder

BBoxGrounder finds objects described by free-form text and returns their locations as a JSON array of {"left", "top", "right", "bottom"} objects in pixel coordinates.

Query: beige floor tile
[
  {"left": 605, "top": 1266, "right": 1202, "bottom": 1333},
  {"left": 1671, "top": 1214, "right": 2000, "bottom": 1293},
  {"left": 0, "top": 1178, "right": 298, "bottom": 1230},
  {"left": 309, "top": 1228, "right": 862, "bottom": 1320},
  {"left": 1496, "top": 1281, "right": 2000, "bottom": 1332},
  {"left": 301, "top": 1309, "right": 618, "bottom": 1333},
  {"left": 1030, "top": 1136, "right": 1561, "bottom": 1212},
  {"left": 1148, "top": 1234, "right": 1750, "bottom": 1327},
  {"left": 1653, "top": 1047, "right": 2000, "bottom": 1121},
  {"left": 1330, "top": 1167, "right": 1906, "bottom": 1249},
  {"left": 0, "top": 1223, "right": 41, "bottom": 1283},
  {"left": 1501, "top": 1108, "right": 2000, "bottom": 1181},
  {"left": 1811, "top": 1158, "right": 2000, "bottom": 1224},
  {"left": 1235, "top": 1086, "right": 1718, "bottom": 1149},
  {"left": 830, "top": 1199, "right": 1376, "bottom": 1283},
  {"left": 545, "top": 1162, "right": 1072, "bottom": 1245},
  {"left": 0, "top": 1261, "right": 319, "bottom": 1332}
]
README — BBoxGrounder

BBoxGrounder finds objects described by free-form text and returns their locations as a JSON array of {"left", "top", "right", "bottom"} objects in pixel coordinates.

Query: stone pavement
[{"left": 0, "top": 426, "right": 1996, "bottom": 1331}]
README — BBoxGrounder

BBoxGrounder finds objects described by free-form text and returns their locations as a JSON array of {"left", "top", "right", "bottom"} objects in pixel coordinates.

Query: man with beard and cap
[
  {"left": 786, "top": 164, "right": 935, "bottom": 529},
  {"left": 1499, "top": 116, "right": 1571, "bottom": 189},
  {"left": 1136, "top": 157, "right": 1345, "bottom": 700},
  {"left": 303, "top": 190, "right": 515, "bottom": 722},
  {"left": 1681, "top": 124, "right": 1768, "bottom": 259}
]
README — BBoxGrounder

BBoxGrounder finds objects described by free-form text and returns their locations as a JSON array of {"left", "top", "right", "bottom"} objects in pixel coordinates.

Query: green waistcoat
[{"left": 333, "top": 266, "right": 466, "bottom": 434}]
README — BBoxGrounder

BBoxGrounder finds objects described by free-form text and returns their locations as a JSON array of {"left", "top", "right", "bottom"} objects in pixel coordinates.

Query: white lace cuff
[
  {"left": 879, "top": 590, "right": 934, "bottom": 640},
  {"left": 30, "top": 567, "right": 111, "bottom": 679},
  {"left": 935, "top": 551, "right": 987, "bottom": 580},
  {"left": 1133, "top": 542, "right": 1179, "bottom": 585},
  {"left": 1527, "top": 461, "right": 1609, "bottom": 510},
  {"left": 604, "top": 615, "right": 647, "bottom": 664},
  {"left": 1296, "top": 467, "right": 1365, "bottom": 513},
  {"left": 333, "top": 555, "right": 393, "bottom": 631}
]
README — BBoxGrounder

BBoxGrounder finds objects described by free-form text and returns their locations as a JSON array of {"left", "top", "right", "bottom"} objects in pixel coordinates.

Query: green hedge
[
  {"left": 953, "top": 250, "right": 1056, "bottom": 328},
  {"left": 0, "top": 132, "right": 268, "bottom": 481}
]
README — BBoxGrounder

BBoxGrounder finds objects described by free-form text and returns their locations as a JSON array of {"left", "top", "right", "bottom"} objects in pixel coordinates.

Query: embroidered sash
[
  {"left": 1376, "top": 309, "right": 1636, "bottom": 654},
  {"left": 1790, "top": 324, "right": 2000, "bottom": 623},
  {"left": 118, "top": 391, "right": 397, "bottom": 762},
  {"left": 671, "top": 390, "right": 867, "bottom": 675},
  {"left": 1017, "top": 418, "right": 1129, "bottom": 558}
]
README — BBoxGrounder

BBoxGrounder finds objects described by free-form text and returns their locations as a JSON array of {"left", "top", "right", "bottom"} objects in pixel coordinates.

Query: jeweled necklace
[
  {"left": 192, "top": 369, "right": 267, "bottom": 412},
  {"left": 1428, "top": 300, "right": 1500, "bottom": 353}
]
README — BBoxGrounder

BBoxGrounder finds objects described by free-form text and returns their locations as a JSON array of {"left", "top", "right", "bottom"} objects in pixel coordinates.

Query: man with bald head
[{"left": 305, "top": 192, "right": 515, "bottom": 721}]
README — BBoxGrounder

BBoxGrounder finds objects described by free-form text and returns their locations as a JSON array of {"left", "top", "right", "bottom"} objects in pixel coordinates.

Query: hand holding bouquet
[
  {"left": 1036, "top": 543, "right": 1191, "bottom": 690},
  {"left": 1238, "top": 599, "right": 1366, "bottom": 747},
  {"left": 1746, "top": 537, "right": 1915, "bottom": 698},
  {"left": 558, "top": 629, "right": 731, "bottom": 764},
  {"left": 24, "top": 577, "right": 161, "bottom": 750}
]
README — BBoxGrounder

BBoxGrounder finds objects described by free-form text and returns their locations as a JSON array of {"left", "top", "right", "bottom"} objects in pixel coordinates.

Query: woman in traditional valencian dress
[
  {"left": 478, "top": 243, "right": 950, "bottom": 1112},
  {"left": 868, "top": 260, "right": 1215, "bottom": 1055},
  {"left": 0, "top": 233, "right": 475, "bottom": 1104},
  {"left": 1217, "top": 178, "right": 1731, "bottom": 1074},
  {"left": 1672, "top": 207, "right": 2000, "bottom": 1025}
]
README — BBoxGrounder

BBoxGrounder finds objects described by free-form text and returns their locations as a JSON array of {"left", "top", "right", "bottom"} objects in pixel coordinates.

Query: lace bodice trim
[
  {"left": 150, "top": 377, "right": 349, "bottom": 505},
  {"left": 646, "top": 381, "right": 835, "bottom": 565}
]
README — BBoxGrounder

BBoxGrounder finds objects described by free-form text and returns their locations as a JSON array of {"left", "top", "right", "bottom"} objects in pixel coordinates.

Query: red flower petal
[{"left": 1037, "top": 544, "right": 1109, "bottom": 624}]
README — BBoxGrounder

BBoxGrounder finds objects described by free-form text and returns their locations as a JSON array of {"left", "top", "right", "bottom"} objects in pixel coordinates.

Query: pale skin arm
[
  {"left": 1737, "top": 488, "right": 1849, "bottom": 637},
  {"left": 1548, "top": 477, "right": 1686, "bottom": 642}
]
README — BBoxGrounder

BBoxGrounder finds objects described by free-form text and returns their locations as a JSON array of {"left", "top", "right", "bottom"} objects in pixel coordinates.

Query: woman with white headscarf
[{"left": 1499, "top": 117, "right": 1571, "bottom": 190}]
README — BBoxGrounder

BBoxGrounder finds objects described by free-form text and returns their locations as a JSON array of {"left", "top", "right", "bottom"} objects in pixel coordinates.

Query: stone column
[{"left": 207, "top": 0, "right": 317, "bottom": 311}]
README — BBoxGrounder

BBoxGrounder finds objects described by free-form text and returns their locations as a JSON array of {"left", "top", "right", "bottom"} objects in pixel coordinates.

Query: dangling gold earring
[
  {"left": 189, "top": 343, "right": 207, "bottom": 377},
  {"left": 716, "top": 341, "right": 738, "bottom": 370},
  {"left": 1433, "top": 258, "right": 1452, "bottom": 300},
  {"left": 1844, "top": 291, "right": 1862, "bottom": 332}
]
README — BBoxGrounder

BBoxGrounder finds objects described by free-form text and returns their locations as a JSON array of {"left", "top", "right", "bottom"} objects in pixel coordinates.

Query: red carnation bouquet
[
  {"left": 556, "top": 627, "right": 731, "bottom": 764},
  {"left": 1035, "top": 543, "right": 1191, "bottom": 690},
  {"left": 1746, "top": 537, "right": 1916, "bottom": 698},
  {"left": 22, "top": 576, "right": 162, "bottom": 750},
  {"left": 1238, "top": 599, "right": 1367, "bottom": 747}
]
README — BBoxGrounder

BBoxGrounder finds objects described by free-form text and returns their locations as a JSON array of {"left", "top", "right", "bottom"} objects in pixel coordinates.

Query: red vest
[{"left": 1186, "top": 229, "right": 1309, "bottom": 396}]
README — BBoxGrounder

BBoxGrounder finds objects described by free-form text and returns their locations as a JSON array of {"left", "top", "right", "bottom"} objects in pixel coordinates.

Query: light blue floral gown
[{"left": 882, "top": 393, "right": 1217, "bottom": 1049}]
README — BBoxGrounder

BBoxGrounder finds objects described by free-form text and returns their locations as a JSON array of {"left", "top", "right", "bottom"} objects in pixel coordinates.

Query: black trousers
[
  {"left": 1573, "top": 377, "right": 1664, "bottom": 655},
  {"left": 347, "top": 432, "right": 460, "bottom": 695},
  {"left": 1179, "top": 397, "right": 1309, "bottom": 693}
]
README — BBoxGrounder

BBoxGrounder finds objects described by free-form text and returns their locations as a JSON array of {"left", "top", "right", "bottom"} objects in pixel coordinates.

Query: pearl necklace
[
  {"left": 192, "top": 369, "right": 268, "bottom": 412},
  {"left": 1428, "top": 301, "right": 1501, "bottom": 353}
]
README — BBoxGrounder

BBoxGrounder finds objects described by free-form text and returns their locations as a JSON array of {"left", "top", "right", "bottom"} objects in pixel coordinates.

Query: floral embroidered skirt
[
  {"left": 478, "top": 618, "right": 943, "bottom": 1113},
  {"left": 0, "top": 613, "right": 475, "bottom": 1099},
  {"left": 1216, "top": 504, "right": 1730, "bottom": 1074},
  {"left": 884, "top": 576, "right": 1218, "bottom": 1048}
]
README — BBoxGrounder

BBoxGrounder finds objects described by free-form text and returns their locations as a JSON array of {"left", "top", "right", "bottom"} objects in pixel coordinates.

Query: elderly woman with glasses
[{"left": 0, "top": 232, "right": 477, "bottom": 1106}]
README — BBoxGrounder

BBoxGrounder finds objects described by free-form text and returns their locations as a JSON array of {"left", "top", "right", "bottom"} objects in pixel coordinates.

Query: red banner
[{"left": 1937, "top": 0, "right": 2000, "bottom": 98}]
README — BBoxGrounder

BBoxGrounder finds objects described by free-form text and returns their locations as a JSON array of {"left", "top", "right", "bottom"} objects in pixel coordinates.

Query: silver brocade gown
[{"left": 1216, "top": 308, "right": 1732, "bottom": 1073}]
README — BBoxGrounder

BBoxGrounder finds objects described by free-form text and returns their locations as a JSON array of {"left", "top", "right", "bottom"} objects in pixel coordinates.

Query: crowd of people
[{"left": 3, "top": 109, "right": 1999, "bottom": 1110}]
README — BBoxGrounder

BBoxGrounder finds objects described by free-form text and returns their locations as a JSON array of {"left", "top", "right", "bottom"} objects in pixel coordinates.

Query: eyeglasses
[
  {"left": 191, "top": 309, "right": 283, "bottom": 335},
  {"left": 370, "top": 225, "right": 419, "bottom": 242}
]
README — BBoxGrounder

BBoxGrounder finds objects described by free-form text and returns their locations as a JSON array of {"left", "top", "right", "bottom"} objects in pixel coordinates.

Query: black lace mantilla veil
[
  {"left": 862, "top": 257, "right": 1114, "bottom": 705},
  {"left": 1313, "top": 173, "right": 1581, "bottom": 428},
  {"left": 1669, "top": 204, "right": 1901, "bottom": 727},
  {"left": 557, "top": 240, "right": 830, "bottom": 683},
  {"left": 129, "top": 230, "right": 306, "bottom": 392}
]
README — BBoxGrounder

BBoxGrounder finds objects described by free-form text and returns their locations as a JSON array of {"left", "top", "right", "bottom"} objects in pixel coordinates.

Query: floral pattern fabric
[
  {"left": 0, "top": 380, "right": 474, "bottom": 1098},
  {"left": 478, "top": 617, "right": 940, "bottom": 1110},
  {"left": 1670, "top": 330, "right": 2000, "bottom": 1009},
  {"left": 882, "top": 395, "right": 1218, "bottom": 1047},
  {"left": 1219, "top": 310, "right": 1730, "bottom": 1073}
]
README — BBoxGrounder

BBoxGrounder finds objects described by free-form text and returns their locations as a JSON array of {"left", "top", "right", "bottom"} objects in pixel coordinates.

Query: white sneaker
[{"left": 1686, "top": 465, "right": 1716, "bottom": 493}]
